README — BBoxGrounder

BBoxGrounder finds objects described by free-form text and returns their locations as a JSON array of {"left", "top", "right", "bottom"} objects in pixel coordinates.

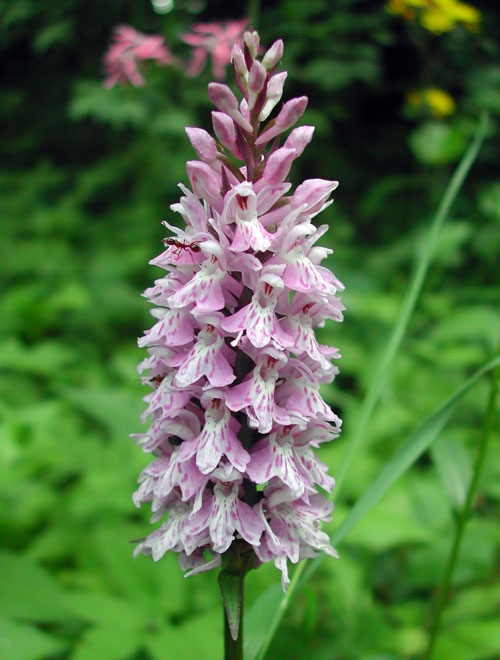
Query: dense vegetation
[{"left": 1, "top": 1, "right": 499, "bottom": 659}]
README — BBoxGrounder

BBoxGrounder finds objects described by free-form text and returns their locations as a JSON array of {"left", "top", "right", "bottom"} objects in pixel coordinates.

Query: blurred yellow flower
[
  {"left": 387, "top": 0, "right": 481, "bottom": 33},
  {"left": 407, "top": 88, "right": 456, "bottom": 117}
]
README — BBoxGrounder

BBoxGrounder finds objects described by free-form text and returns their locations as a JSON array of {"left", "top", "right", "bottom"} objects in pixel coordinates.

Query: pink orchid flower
[
  {"left": 181, "top": 19, "right": 248, "bottom": 80},
  {"left": 103, "top": 24, "right": 172, "bottom": 88}
]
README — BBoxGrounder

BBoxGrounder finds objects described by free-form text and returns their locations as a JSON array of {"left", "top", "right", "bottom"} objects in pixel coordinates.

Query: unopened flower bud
[
  {"left": 243, "top": 30, "right": 260, "bottom": 58},
  {"left": 208, "top": 83, "right": 253, "bottom": 133},
  {"left": 258, "top": 72, "right": 287, "bottom": 122},
  {"left": 212, "top": 111, "right": 241, "bottom": 158},
  {"left": 185, "top": 127, "right": 218, "bottom": 162},
  {"left": 256, "top": 96, "right": 308, "bottom": 146},
  {"left": 262, "top": 147, "right": 297, "bottom": 184},
  {"left": 283, "top": 126, "right": 315, "bottom": 157},
  {"left": 262, "top": 39, "right": 284, "bottom": 72},
  {"left": 231, "top": 44, "right": 249, "bottom": 84},
  {"left": 248, "top": 60, "right": 267, "bottom": 110}
]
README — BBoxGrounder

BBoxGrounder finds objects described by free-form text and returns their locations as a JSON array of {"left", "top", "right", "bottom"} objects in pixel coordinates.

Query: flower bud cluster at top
[{"left": 132, "top": 30, "right": 344, "bottom": 590}]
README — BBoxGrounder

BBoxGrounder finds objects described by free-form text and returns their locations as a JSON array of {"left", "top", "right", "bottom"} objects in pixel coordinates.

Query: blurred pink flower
[
  {"left": 104, "top": 24, "right": 172, "bottom": 88},
  {"left": 181, "top": 19, "right": 248, "bottom": 80}
]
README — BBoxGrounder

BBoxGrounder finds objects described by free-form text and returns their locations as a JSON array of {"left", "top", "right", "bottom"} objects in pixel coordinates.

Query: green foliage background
[{"left": 1, "top": 1, "right": 499, "bottom": 658}]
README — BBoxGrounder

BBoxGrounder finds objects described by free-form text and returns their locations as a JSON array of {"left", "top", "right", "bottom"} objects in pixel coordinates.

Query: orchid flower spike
[{"left": 133, "top": 30, "right": 344, "bottom": 591}]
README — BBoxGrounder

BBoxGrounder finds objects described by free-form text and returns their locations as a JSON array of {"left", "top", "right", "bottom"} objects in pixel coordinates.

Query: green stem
[{"left": 424, "top": 341, "right": 500, "bottom": 659}]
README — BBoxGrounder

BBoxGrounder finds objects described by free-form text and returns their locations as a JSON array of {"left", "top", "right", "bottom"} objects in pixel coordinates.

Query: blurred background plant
[{"left": 1, "top": 1, "right": 499, "bottom": 659}]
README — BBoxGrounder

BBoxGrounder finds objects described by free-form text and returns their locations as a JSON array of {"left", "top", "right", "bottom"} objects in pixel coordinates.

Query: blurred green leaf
[
  {"left": 244, "top": 584, "right": 287, "bottom": 660},
  {"left": 478, "top": 181, "right": 500, "bottom": 223},
  {"left": 144, "top": 624, "right": 196, "bottom": 660},
  {"left": 60, "top": 386, "right": 144, "bottom": 438},
  {"left": 300, "top": 54, "right": 379, "bottom": 90},
  {"left": 345, "top": 492, "right": 433, "bottom": 551},
  {"left": 466, "top": 66, "right": 500, "bottom": 115},
  {"left": 69, "top": 81, "right": 150, "bottom": 128},
  {"left": 444, "top": 583, "right": 500, "bottom": 622},
  {"left": 0, "top": 616, "right": 67, "bottom": 660},
  {"left": 425, "top": 306, "right": 500, "bottom": 354},
  {"left": 431, "top": 435, "right": 472, "bottom": 510},
  {"left": 149, "top": 109, "right": 195, "bottom": 136},
  {"left": 32, "top": 21, "right": 72, "bottom": 52},
  {"left": 408, "top": 522, "right": 497, "bottom": 589},
  {"left": 0, "top": 551, "right": 76, "bottom": 622},
  {"left": 432, "top": 619, "right": 500, "bottom": 660},
  {"left": 72, "top": 622, "right": 143, "bottom": 660},
  {"left": 409, "top": 122, "right": 468, "bottom": 165},
  {"left": 66, "top": 591, "right": 148, "bottom": 626},
  {"left": 145, "top": 611, "right": 222, "bottom": 660},
  {"left": 0, "top": 338, "right": 74, "bottom": 375}
]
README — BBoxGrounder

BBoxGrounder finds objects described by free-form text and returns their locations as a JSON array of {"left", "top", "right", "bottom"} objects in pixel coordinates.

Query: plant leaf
[
  {"left": 145, "top": 612, "right": 222, "bottom": 660},
  {"left": 219, "top": 568, "right": 244, "bottom": 641},
  {"left": 0, "top": 551, "right": 76, "bottom": 623},
  {"left": 431, "top": 619, "right": 500, "bottom": 660},
  {"left": 72, "top": 622, "right": 143, "bottom": 660},
  {"left": 431, "top": 435, "right": 472, "bottom": 510},
  {"left": 0, "top": 616, "right": 66, "bottom": 660}
]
